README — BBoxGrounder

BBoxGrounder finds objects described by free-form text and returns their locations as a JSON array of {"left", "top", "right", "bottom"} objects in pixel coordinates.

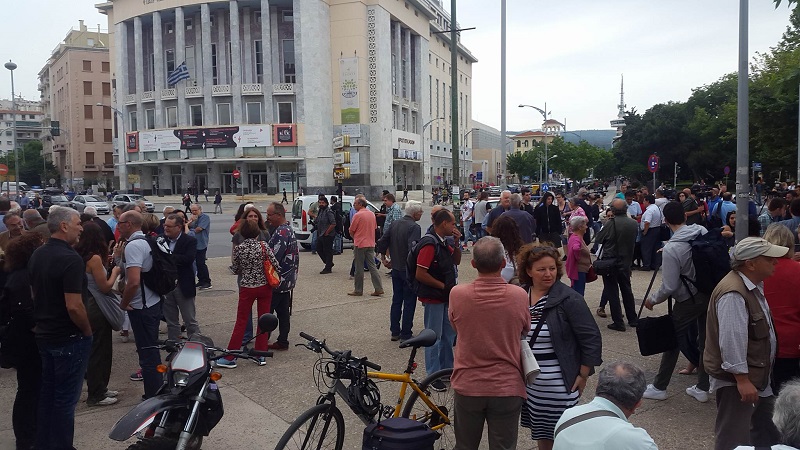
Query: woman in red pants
[{"left": 216, "top": 219, "right": 275, "bottom": 368}]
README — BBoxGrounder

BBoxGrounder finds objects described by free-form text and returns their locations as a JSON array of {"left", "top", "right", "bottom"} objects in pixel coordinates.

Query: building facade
[
  {"left": 38, "top": 21, "right": 115, "bottom": 190},
  {"left": 96, "top": 0, "right": 475, "bottom": 196},
  {"left": 511, "top": 118, "right": 564, "bottom": 153},
  {"left": 0, "top": 98, "right": 44, "bottom": 157},
  {"left": 470, "top": 120, "right": 501, "bottom": 185}
]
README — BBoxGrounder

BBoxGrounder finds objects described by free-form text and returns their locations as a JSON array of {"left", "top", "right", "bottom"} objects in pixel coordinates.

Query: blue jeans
[
  {"left": 128, "top": 302, "right": 164, "bottom": 399},
  {"left": 311, "top": 230, "right": 318, "bottom": 252},
  {"left": 571, "top": 271, "right": 587, "bottom": 296},
  {"left": 462, "top": 219, "right": 474, "bottom": 245},
  {"left": 390, "top": 269, "right": 417, "bottom": 339},
  {"left": 423, "top": 302, "right": 456, "bottom": 375},
  {"left": 37, "top": 334, "right": 92, "bottom": 450},
  {"left": 333, "top": 232, "right": 343, "bottom": 254}
]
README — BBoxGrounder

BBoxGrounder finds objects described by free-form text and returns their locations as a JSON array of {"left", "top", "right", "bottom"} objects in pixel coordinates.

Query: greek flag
[{"left": 167, "top": 62, "right": 190, "bottom": 86}]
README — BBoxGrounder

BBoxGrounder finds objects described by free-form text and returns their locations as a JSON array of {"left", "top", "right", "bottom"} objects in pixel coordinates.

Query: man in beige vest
[{"left": 704, "top": 237, "right": 785, "bottom": 450}]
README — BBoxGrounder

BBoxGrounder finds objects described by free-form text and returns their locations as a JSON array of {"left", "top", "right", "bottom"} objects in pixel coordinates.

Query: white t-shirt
[
  {"left": 123, "top": 232, "right": 162, "bottom": 309},
  {"left": 461, "top": 200, "right": 474, "bottom": 222},
  {"left": 641, "top": 204, "right": 663, "bottom": 229}
]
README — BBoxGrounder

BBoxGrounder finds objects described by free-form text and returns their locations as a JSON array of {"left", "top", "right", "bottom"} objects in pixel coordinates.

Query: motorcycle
[{"left": 109, "top": 314, "right": 279, "bottom": 449}]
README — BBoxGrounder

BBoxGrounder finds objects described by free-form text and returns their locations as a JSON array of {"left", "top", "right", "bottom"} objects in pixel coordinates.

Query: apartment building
[{"left": 0, "top": 98, "right": 44, "bottom": 157}]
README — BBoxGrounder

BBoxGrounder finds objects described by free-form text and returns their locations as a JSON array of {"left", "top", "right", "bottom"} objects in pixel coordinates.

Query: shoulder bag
[
  {"left": 521, "top": 295, "right": 552, "bottom": 384},
  {"left": 635, "top": 268, "right": 678, "bottom": 356},
  {"left": 260, "top": 241, "right": 282, "bottom": 288},
  {"left": 592, "top": 219, "right": 621, "bottom": 276}
]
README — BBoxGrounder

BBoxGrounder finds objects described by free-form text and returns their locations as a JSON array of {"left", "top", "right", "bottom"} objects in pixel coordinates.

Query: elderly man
[
  {"left": 553, "top": 362, "right": 657, "bottom": 449},
  {"left": 377, "top": 201, "right": 423, "bottom": 342},
  {"left": 23, "top": 208, "right": 50, "bottom": 240},
  {"left": 349, "top": 198, "right": 383, "bottom": 296},
  {"left": 188, "top": 204, "right": 212, "bottom": 289},
  {"left": 155, "top": 206, "right": 175, "bottom": 235},
  {"left": 638, "top": 194, "right": 663, "bottom": 272},
  {"left": 706, "top": 237, "right": 786, "bottom": 450},
  {"left": 383, "top": 193, "right": 402, "bottom": 233},
  {"left": 484, "top": 190, "right": 511, "bottom": 234},
  {"left": 596, "top": 198, "right": 639, "bottom": 331},
  {"left": 264, "top": 202, "right": 299, "bottom": 350},
  {"left": 449, "top": 236, "right": 530, "bottom": 450},
  {"left": 735, "top": 379, "right": 800, "bottom": 450},
  {"left": 0, "top": 213, "right": 25, "bottom": 251},
  {"left": 161, "top": 213, "right": 199, "bottom": 342},
  {"left": 502, "top": 193, "right": 535, "bottom": 243}
]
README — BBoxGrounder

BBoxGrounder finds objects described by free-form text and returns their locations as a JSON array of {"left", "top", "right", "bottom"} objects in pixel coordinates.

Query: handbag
[
  {"left": 635, "top": 269, "right": 678, "bottom": 356},
  {"left": 521, "top": 305, "right": 551, "bottom": 384},
  {"left": 586, "top": 266, "right": 598, "bottom": 283},
  {"left": 88, "top": 285, "right": 125, "bottom": 331},
  {"left": 260, "top": 242, "right": 282, "bottom": 288},
  {"left": 592, "top": 220, "right": 620, "bottom": 276}
]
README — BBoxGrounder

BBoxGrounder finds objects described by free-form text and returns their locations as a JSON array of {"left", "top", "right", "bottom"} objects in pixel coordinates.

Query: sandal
[
  {"left": 596, "top": 307, "right": 607, "bottom": 318},
  {"left": 679, "top": 364, "right": 697, "bottom": 375}
]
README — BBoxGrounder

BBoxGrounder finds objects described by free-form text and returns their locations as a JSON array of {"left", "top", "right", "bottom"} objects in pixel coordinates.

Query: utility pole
[
  {"left": 500, "top": 0, "right": 507, "bottom": 188},
  {"left": 674, "top": 162, "right": 679, "bottom": 188},
  {"left": 735, "top": 0, "right": 749, "bottom": 242},
  {"left": 450, "top": 0, "right": 459, "bottom": 188}
]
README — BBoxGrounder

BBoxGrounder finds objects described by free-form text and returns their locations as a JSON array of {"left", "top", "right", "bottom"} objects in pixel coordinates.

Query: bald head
[
  {"left": 119, "top": 210, "right": 143, "bottom": 240},
  {"left": 431, "top": 205, "right": 444, "bottom": 219},
  {"left": 611, "top": 198, "right": 627, "bottom": 215}
]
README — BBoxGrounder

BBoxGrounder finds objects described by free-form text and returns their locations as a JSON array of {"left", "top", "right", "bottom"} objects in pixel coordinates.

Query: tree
[
  {"left": 4, "top": 141, "right": 60, "bottom": 187},
  {"left": 506, "top": 149, "right": 541, "bottom": 183}
]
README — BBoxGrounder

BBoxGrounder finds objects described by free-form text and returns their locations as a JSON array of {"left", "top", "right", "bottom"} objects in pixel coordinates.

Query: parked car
[
  {"left": 488, "top": 186, "right": 501, "bottom": 196},
  {"left": 43, "top": 194, "right": 73, "bottom": 209},
  {"left": 291, "top": 195, "right": 378, "bottom": 249},
  {"left": 111, "top": 194, "right": 155, "bottom": 213},
  {"left": 70, "top": 195, "right": 111, "bottom": 214}
]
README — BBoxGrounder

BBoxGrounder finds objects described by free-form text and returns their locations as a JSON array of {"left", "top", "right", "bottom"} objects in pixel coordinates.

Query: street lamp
[
  {"left": 4, "top": 60, "right": 19, "bottom": 197},
  {"left": 539, "top": 154, "right": 558, "bottom": 185},
  {"left": 462, "top": 129, "right": 475, "bottom": 187},
  {"left": 519, "top": 103, "right": 552, "bottom": 183},
  {"left": 97, "top": 102, "right": 127, "bottom": 191},
  {"left": 422, "top": 117, "right": 444, "bottom": 202}
]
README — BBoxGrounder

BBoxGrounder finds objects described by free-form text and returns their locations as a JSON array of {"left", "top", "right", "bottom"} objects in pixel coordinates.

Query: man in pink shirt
[
  {"left": 348, "top": 197, "right": 384, "bottom": 296},
  {"left": 449, "top": 236, "right": 531, "bottom": 449}
]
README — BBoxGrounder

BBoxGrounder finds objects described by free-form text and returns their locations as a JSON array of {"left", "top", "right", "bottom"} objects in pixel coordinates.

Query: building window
[
  {"left": 83, "top": 81, "right": 92, "bottom": 95},
  {"left": 277, "top": 102, "right": 293, "bottom": 123},
  {"left": 402, "top": 111, "right": 407, "bottom": 131},
  {"left": 254, "top": 40, "right": 264, "bottom": 84},
  {"left": 185, "top": 18, "right": 193, "bottom": 30},
  {"left": 282, "top": 10, "right": 293, "bottom": 22},
  {"left": 102, "top": 82, "right": 111, "bottom": 96},
  {"left": 190, "top": 105, "right": 203, "bottom": 126},
  {"left": 103, "top": 107, "right": 112, "bottom": 120},
  {"left": 129, "top": 111, "right": 138, "bottom": 132},
  {"left": 185, "top": 46, "right": 195, "bottom": 82},
  {"left": 255, "top": 11, "right": 262, "bottom": 22},
  {"left": 84, "top": 105, "right": 93, "bottom": 119},
  {"left": 282, "top": 40, "right": 295, "bottom": 83},
  {"left": 411, "top": 114, "right": 417, "bottom": 134},
  {"left": 86, "top": 152, "right": 95, "bottom": 165},
  {"left": 104, "top": 129, "right": 113, "bottom": 143},
  {"left": 87, "top": 38, "right": 95, "bottom": 47},
  {"left": 211, "top": 44, "right": 218, "bottom": 84},
  {"left": 85, "top": 128, "right": 94, "bottom": 143},
  {"left": 145, "top": 109, "right": 155, "bottom": 129},
  {"left": 246, "top": 102, "right": 262, "bottom": 124},
  {"left": 166, "top": 106, "right": 177, "bottom": 128},
  {"left": 101, "top": 61, "right": 110, "bottom": 72},
  {"left": 83, "top": 60, "right": 92, "bottom": 71},
  {"left": 165, "top": 49, "right": 175, "bottom": 82},
  {"left": 217, "top": 103, "right": 231, "bottom": 125},
  {"left": 105, "top": 152, "right": 113, "bottom": 164},
  {"left": 165, "top": 22, "right": 174, "bottom": 34}
]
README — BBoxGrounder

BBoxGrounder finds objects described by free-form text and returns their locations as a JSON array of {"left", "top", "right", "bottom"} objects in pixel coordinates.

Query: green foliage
[{"left": 3, "top": 141, "right": 60, "bottom": 187}]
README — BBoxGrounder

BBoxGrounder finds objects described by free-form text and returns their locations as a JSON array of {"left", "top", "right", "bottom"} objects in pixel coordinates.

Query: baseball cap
[{"left": 732, "top": 237, "right": 789, "bottom": 261}]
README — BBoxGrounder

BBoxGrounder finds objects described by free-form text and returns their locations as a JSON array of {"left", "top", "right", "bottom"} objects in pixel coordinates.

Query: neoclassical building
[{"left": 96, "top": 0, "right": 475, "bottom": 196}]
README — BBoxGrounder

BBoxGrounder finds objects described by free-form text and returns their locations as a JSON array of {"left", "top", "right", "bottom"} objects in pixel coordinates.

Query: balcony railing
[
  {"left": 185, "top": 86, "right": 202, "bottom": 98},
  {"left": 141, "top": 91, "right": 155, "bottom": 102},
  {"left": 242, "top": 83, "right": 263, "bottom": 95},
  {"left": 411, "top": 101, "right": 419, "bottom": 111},
  {"left": 212, "top": 84, "right": 231, "bottom": 96},
  {"left": 161, "top": 88, "right": 176, "bottom": 100},
  {"left": 272, "top": 83, "right": 295, "bottom": 95},
  {"left": 392, "top": 95, "right": 400, "bottom": 105},
  {"left": 124, "top": 94, "right": 136, "bottom": 105},
  {"left": 84, "top": 164, "right": 97, "bottom": 171}
]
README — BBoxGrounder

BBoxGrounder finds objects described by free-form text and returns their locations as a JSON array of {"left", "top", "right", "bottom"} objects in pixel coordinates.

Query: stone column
[
  {"left": 403, "top": 29, "right": 411, "bottom": 101},
  {"left": 393, "top": 22, "right": 401, "bottom": 98},
  {"left": 217, "top": 10, "right": 227, "bottom": 85},
  {"left": 417, "top": 36, "right": 430, "bottom": 190},
  {"left": 229, "top": 0, "right": 243, "bottom": 124},
  {"left": 175, "top": 7, "right": 188, "bottom": 127},
  {"left": 242, "top": 7, "right": 252, "bottom": 84},
  {"left": 194, "top": 12, "right": 203, "bottom": 86},
  {"left": 207, "top": 162, "right": 222, "bottom": 190},
  {"left": 260, "top": 0, "right": 274, "bottom": 122},
  {"left": 157, "top": 164, "right": 171, "bottom": 195},
  {"left": 153, "top": 11, "right": 165, "bottom": 127},
  {"left": 181, "top": 164, "right": 195, "bottom": 192},
  {"left": 134, "top": 17, "right": 144, "bottom": 129},
  {"left": 201, "top": 4, "right": 214, "bottom": 125},
  {"left": 115, "top": 21, "right": 129, "bottom": 190}
]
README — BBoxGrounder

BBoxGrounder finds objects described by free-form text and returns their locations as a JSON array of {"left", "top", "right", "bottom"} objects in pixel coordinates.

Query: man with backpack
[
  {"left": 330, "top": 196, "right": 344, "bottom": 255},
  {"left": 642, "top": 201, "right": 712, "bottom": 403},
  {"left": 116, "top": 210, "right": 166, "bottom": 399}
]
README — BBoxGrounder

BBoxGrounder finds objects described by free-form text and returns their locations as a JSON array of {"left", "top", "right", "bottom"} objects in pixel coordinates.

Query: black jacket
[
  {"left": 170, "top": 233, "right": 198, "bottom": 298},
  {"left": 534, "top": 204, "right": 562, "bottom": 235},
  {"left": 376, "top": 215, "right": 421, "bottom": 272},
  {"left": 415, "top": 233, "right": 456, "bottom": 303}
]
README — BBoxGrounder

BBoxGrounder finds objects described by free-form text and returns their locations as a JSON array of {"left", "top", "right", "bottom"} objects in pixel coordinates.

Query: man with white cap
[{"left": 705, "top": 237, "right": 785, "bottom": 450}]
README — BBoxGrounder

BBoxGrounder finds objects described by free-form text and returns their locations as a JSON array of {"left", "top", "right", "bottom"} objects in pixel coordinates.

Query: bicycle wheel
[
  {"left": 274, "top": 403, "right": 345, "bottom": 450},
  {"left": 400, "top": 368, "right": 455, "bottom": 450}
]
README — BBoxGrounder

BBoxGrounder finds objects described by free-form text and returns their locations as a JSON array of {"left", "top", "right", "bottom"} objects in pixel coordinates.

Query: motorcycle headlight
[{"left": 173, "top": 371, "right": 190, "bottom": 387}]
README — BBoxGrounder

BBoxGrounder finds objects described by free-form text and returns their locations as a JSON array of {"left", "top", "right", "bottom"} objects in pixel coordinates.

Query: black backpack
[
  {"left": 131, "top": 235, "right": 179, "bottom": 298},
  {"left": 682, "top": 228, "right": 730, "bottom": 295},
  {"left": 708, "top": 202, "right": 725, "bottom": 229},
  {"left": 406, "top": 235, "right": 438, "bottom": 294}
]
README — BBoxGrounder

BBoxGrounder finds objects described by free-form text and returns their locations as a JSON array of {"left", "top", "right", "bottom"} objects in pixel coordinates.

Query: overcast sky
[{"left": 1, "top": 1, "right": 793, "bottom": 132}]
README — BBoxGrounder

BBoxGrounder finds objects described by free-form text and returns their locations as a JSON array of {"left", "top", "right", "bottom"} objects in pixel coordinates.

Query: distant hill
[{"left": 508, "top": 129, "right": 617, "bottom": 150}]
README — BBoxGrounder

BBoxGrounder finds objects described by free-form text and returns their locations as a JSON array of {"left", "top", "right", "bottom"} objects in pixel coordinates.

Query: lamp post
[
  {"left": 422, "top": 117, "right": 444, "bottom": 203},
  {"left": 462, "top": 129, "right": 475, "bottom": 187},
  {"left": 4, "top": 60, "right": 19, "bottom": 197},
  {"left": 519, "top": 103, "right": 551, "bottom": 183},
  {"left": 540, "top": 154, "right": 558, "bottom": 185},
  {"left": 97, "top": 103, "right": 127, "bottom": 191}
]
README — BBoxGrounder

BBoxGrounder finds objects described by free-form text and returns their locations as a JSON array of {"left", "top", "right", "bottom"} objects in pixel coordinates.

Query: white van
[
  {"left": 1, "top": 182, "right": 31, "bottom": 193},
  {"left": 291, "top": 195, "right": 379, "bottom": 249}
]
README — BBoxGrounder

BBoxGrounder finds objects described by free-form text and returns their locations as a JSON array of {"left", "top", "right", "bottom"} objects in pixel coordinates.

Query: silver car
[
  {"left": 71, "top": 195, "right": 111, "bottom": 214},
  {"left": 112, "top": 194, "right": 155, "bottom": 213}
]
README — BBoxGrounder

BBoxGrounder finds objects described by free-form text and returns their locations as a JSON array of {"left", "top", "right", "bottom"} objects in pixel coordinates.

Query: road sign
[
  {"left": 724, "top": 166, "right": 731, "bottom": 175},
  {"left": 476, "top": 171, "right": 483, "bottom": 181},
  {"left": 0, "top": 164, "right": 8, "bottom": 175},
  {"left": 232, "top": 169, "right": 241, "bottom": 179},
  {"left": 752, "top": 162, "right": 762, "bottom": 171},
  {"left": 648, "top": 154, "right": 659, "bottom": 173},
  {"left": 49, "top": 178, "right": 55, "bottom": 184},
  {"left": 541, "top": 183, "right": 550, "bottom": 192}
]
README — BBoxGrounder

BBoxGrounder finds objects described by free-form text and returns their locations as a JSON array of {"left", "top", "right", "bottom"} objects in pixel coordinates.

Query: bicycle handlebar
[
  {"left": 298, "top": 332, "right": 381, "bottom": 371},
  {"left": 144, "top": 340, "right": 274, "bottom": 362}
]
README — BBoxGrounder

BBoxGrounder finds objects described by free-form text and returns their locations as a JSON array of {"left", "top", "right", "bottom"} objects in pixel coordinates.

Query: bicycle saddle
[{"left": 398, "top": 329, "right": 437, "bottom": 349}]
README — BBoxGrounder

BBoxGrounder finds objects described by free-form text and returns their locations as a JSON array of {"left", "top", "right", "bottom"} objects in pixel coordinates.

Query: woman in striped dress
[{"left": 516, "top": 243, "right": 603, "bottom": 450}]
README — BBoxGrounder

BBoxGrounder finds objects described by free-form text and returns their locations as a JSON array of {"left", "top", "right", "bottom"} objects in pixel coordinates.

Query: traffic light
[{"left": 51, "top": 121, "right": 60, "bottom": 136}]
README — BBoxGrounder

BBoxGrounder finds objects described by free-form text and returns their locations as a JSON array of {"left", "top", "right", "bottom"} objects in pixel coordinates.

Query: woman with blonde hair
[{"left": 516, "top": 243, "right": 602, "bottom": 450}]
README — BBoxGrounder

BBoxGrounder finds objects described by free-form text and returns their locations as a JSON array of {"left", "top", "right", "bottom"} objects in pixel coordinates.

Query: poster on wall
[
  {"left": 126, "top": 132, "right": 139, "bottom": 152},
  {"left": 339, "top": 57, "right": 360, "bottom": 124},
  {"left": 233, "top": 125, "right": 272, "bottom": 147},
  {"left": 139, "top": 130, "right": 182, "bottom": 152},
  {"left": 273, "top": 124, "right": 296, "bottom": 146}
]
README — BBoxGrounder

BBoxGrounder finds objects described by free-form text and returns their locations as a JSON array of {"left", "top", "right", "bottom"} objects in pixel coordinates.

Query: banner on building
[
  {"left": 137, "top": 125, "right": 273, "bottom": 151},
  {"left": 273, "top": 124, "right": 297, "bottom": 146},
  {"left": 339, "top": 57, "right": 360, "bottom": 124},
  {"left": 126, "top": 132, "right": 139, "bottom": 152}
]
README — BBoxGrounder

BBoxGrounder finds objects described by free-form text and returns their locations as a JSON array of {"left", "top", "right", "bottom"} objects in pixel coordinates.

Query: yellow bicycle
[{"left": 274, "top": 329, "right": 454, "bottom": 450}]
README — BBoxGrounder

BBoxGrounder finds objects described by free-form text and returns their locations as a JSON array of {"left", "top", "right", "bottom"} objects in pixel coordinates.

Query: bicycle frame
[{"left": 366, "top": 371, "right": 450, "bottom": 431}]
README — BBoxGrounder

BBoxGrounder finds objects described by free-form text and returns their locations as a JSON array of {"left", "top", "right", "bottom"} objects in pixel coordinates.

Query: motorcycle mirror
[{"left": 258, "top": 314, "right": 279, "bottom": 333}]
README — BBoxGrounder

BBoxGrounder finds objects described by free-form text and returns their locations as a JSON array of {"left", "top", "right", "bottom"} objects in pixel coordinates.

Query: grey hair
[
  {"left": 83, "top": 206, "right": 98, "bottom": 217},
  {"left": 355, "top": 197, "right": 368, "bottom": 207},
  {"left": 595, "top": 361, "right": 647, "bottom": 410},
  {"left": 569, "top": 215, "right": 588, "bottom": 231},
  {"left": 8, "top": 202, "right": 20, "bottom": 215},
  {"left": 510, "top": 193, "right": 522, "bottom": 209},
  {"left": 404, "top": 201, "right": 423, "bottom": 217},
  {"left": 774, "top": 378, "right": 800, "bottom": 447},
  {"left": 162, "top": 205, "right": 175, "bottom": 214},
  {"left": 730, "top": 257, "right": 746, "bottom": 271},
  {"left": 569, "top": 196, "right": 581, "bottom": 205},
  {"left": 764, "top": 223, "right": 795, "bottom": 257},
  {"left": 501, "top": 190, "right": 511, "bottom": 197},
  {"left": 47, "top": 206, "right": 80, "bottom": 233},
  {"left": 472, "top": 236, "right": 505, "bottom": 273}
]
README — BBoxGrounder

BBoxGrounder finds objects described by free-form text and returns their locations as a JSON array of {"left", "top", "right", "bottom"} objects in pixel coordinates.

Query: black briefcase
[{"left": 635, "top": 270, "right": 678, "bottom": 356}]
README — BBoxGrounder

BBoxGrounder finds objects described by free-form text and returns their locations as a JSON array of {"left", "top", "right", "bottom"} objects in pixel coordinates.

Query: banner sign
[
  {"left": 126, "top": 132, "right": 139, "bottom": 152},
  {"left": 274, "top": 124, "right": 297, "bottom": 146},
  {"left": 137, "top": 125, "right": 272, "bottom": 151},
  {"left": 339, "top": 57, "right": 360, "bottom": 124}
]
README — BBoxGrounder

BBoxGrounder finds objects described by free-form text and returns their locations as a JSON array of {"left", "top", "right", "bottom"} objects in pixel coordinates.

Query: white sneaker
[
  {"left": 642, "top": 384, "right": 667, "bottom": 400},
  {"left": 685, "top": 385, "right": 709, "bottom": 403},
  {"left": 104, "top": 389, "right": 119, "bottom": 398}
]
